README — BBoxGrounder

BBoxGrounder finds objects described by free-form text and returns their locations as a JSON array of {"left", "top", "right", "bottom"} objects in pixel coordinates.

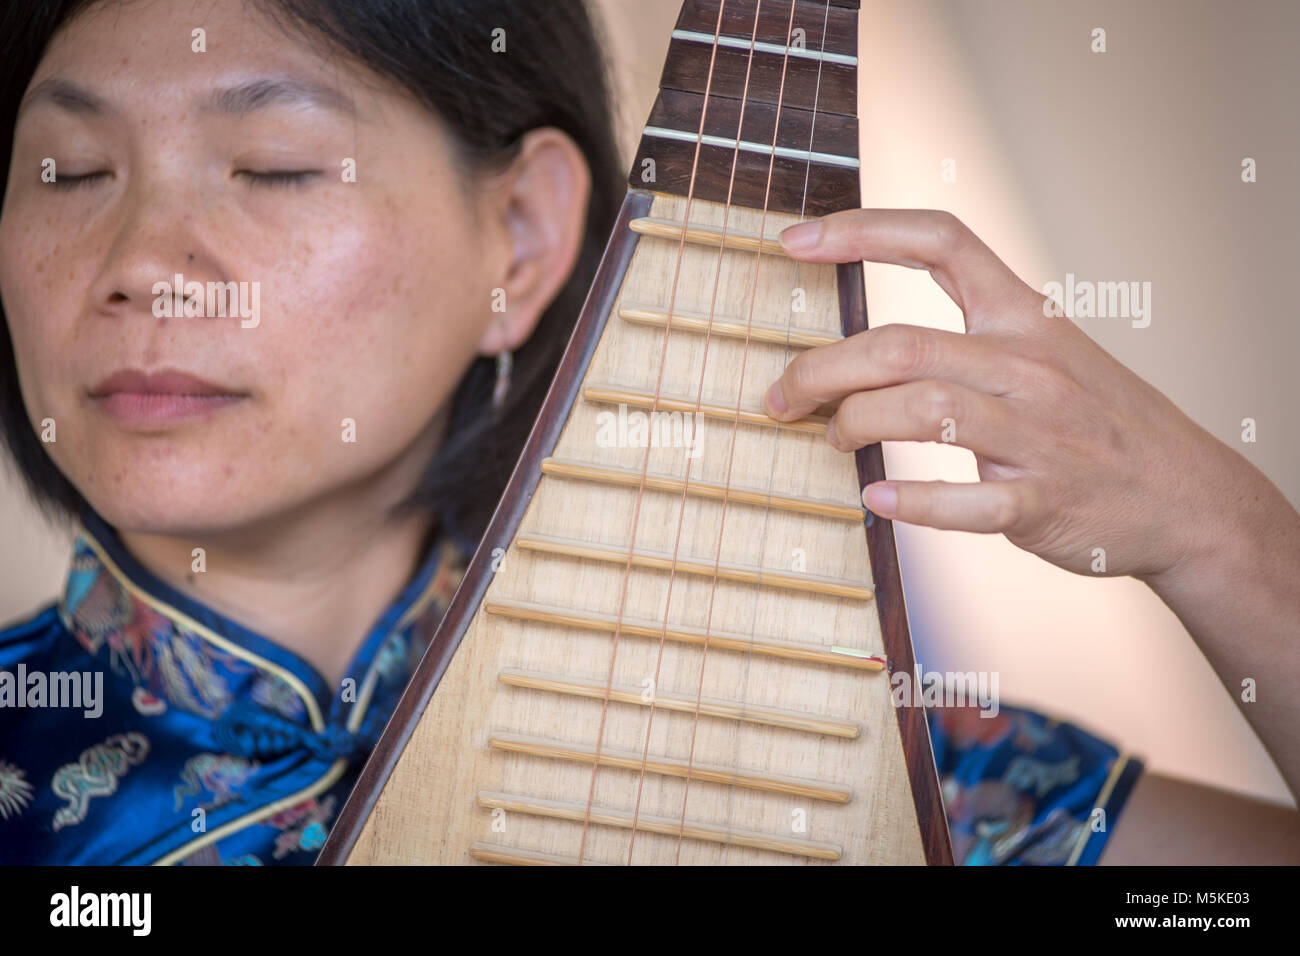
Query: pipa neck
[{"left": 629, "top": 0, "right": 862, "bottom": 216}]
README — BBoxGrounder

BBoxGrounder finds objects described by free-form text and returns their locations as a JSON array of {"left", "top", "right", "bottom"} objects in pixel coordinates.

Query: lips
[
  {"left": 87, "top": 368, "right": 248, "bottom": 429},
  {"left": 89, "top": 368, "right": 239, "bottom": 398}
]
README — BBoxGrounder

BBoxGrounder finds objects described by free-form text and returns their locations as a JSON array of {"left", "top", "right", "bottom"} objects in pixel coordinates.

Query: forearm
[
  {"left": 1101, "top": 772, "right": 1300, "bottom": 864},
  {"left": 1143, "top": 446, "right": 1300, "bottom": 800}
]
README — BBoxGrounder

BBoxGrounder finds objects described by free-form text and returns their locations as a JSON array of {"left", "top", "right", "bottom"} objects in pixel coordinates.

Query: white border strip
[
  {"left": 642, "top": 125, "right": 860, "bottom": 169},
  {"left": 672, "top": 28, "right": 858, "bottom": 67}
]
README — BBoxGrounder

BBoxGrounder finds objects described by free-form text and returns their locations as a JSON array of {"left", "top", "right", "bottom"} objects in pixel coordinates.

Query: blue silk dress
[
  {"left": 0, "top": 510, "right": 1140, "bottom": 865},
  {"left": 0, "top": 509, "right": 463, "bottom": 865}
]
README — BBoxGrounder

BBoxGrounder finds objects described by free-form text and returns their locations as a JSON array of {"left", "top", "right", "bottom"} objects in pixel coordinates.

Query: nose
[{"left": 88, "top": 177, "right": 230, "bottom": 322}]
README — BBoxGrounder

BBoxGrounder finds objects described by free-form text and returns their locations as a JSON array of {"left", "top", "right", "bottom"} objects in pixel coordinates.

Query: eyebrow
[
  {"left": 16, "top": 77, "right": 111, "bottom": 119},
  {"left": 202, "top": 77, "right": 357, "bottom": 118},
  {"left": 17, "top": 75, "right": 358, "bottom": 121}
]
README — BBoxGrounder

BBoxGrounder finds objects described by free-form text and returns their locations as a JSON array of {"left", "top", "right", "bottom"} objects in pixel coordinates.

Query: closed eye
[
  {"left": 236, "top": 169, "right": 321, "bottom": 188},
  {"left": 48, "top": 171, "right": 110, "bottom": 189}
]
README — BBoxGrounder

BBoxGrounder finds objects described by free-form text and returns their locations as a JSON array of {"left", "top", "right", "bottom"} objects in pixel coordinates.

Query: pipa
[{"left": 320, "top": 0, "right": 952, "bottom": 866}]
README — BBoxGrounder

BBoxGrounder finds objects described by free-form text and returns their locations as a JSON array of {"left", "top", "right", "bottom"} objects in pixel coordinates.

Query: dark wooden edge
[
  {"left": 837, "top": 260, "right": 955, "bottom": 867},
  {"left": 317, "top": 188, "right": 655, "bottom": 866}
]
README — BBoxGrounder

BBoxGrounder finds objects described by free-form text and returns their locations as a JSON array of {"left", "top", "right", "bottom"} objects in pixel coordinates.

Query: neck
[{"left": 116, "top": 417, "right": 446, "bottom": 694}]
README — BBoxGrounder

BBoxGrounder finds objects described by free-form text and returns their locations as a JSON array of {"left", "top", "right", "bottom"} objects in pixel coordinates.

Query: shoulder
[{"left": 0, "top": 601, "right": 65, "bottom": 665}]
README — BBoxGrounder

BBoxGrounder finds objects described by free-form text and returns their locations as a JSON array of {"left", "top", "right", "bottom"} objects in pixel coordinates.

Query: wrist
[{"left": 1142, "top": 456, "right": 1299, "bottom": 605}]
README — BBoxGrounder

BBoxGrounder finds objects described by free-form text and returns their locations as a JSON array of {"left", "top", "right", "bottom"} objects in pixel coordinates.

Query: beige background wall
[{"left": 4, "top": 0, "right": 1296, "bottom": 806}]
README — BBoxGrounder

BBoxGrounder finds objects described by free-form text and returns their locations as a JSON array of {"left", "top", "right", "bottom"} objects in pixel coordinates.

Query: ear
[{"left": 476, "top": 127, "right": 592, "bottom": 356}]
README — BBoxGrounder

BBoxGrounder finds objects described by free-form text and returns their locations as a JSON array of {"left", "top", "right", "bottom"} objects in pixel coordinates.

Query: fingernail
[
  {"left": 764, "top": 382, "right": 788, "bottom": 417},
  {"left": 780, "top": 220, "right": 821, "bottom": 253},
  {"left": 862, "top": 482, "right": 898, "bottom": 515},
  {"left": 825, "top": 418, "right": 840, "bottom": 450}
]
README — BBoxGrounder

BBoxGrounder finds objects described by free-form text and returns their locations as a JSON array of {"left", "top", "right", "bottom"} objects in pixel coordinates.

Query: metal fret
[
  {"left": 641, "top": 124, "right": 859, "bottom": 168},
  {"left": 670, "top": 28, "right": 859, "bottom": 66}
]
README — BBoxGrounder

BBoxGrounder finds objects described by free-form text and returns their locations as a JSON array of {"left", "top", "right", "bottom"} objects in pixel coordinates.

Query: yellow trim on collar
[
  {"left": 72, "top": 521, "right": 326, "bottom": 732},
  {"left": 149, "top": 537, "right": 459, "bottom": 865},
  {"left": 347, "top": 537, "right": 462, "bottom": 733}
]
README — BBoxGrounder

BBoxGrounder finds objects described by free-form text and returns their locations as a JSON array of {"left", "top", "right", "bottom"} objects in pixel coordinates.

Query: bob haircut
[{"left": 0, "top": 0, "right": 623, "bottom": 551}]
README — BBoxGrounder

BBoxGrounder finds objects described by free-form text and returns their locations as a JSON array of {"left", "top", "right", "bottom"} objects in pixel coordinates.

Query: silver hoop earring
[{"left": 492, "top": 349, "right": 513, "bottom": 411}]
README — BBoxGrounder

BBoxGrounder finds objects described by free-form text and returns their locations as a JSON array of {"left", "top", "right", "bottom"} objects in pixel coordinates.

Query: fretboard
[{"left": 629, "top": 0, "right": 861, "bottom": 217}]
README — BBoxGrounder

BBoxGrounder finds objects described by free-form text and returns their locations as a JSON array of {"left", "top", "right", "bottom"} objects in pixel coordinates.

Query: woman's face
[{"left": 0, "top": 0, "right": 502, "bottom": 536}]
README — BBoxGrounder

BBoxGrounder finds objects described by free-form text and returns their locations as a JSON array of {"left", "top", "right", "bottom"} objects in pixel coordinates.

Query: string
[
  {"left": 670, "top": 0, "right": 820, "bottom": 864},
  {"left": 575, "top": 0, "right": 729, "bottom": 865},
  {"left": 623, "top": 0, "right": 770, "bottom": 866},
  {"left": 713, "top": 0, "right": 837, "bottom": 861}
]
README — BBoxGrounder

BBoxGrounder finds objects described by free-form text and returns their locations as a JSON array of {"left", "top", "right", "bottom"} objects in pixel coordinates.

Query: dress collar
[{"left": 57, "top": 508, "right": 464, "bottom": 734}]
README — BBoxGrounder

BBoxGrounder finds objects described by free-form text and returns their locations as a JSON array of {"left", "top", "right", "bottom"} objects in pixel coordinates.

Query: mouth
[{"left": 87, "top": 368, "right": 249, "bottom": 429}]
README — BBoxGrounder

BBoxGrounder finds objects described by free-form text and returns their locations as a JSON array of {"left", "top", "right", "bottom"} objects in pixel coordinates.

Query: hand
[
  {"left": 764, "top": 209, "right": 1255, "bottom": 583},
  {"left": 767, "top": 208, "right": 1300, "bottom": 800}
]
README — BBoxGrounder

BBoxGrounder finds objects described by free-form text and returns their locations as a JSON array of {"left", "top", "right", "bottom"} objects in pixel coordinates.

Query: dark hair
[{"left": 0, "top": 0, "right": 623, "bottom": 552}]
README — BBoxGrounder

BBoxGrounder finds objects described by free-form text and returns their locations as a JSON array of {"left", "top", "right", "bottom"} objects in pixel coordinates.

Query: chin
[
  {"left": 84, "top": 490, "right": 254, "bottom": 540},
  {"left": 60, "top": 429, "right": 265, "bottom": 531},
  {"left": 69, "top": 450, "right": 266, "bottom": 538}
]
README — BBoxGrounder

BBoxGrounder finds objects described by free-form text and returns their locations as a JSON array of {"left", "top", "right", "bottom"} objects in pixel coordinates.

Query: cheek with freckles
[
  {"left": 233, "top": 192, "right": 491, "bottom": 495},
  {"left": 4, "top": 257, "right": 92, "bottom": 482},
  {"left": 2, "top": 231, "right": 71, "bottom": 416}
]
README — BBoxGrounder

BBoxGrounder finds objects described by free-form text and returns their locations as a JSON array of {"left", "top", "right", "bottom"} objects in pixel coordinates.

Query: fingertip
[
  {"left": 779, "top": 220, "right": 822, "bottom": 255},
  {"left": 862, "top": 481, "right": 898, "bottom": 516},
  {"left": 764, "top": 381, "right": 789, "bottom": 419}
]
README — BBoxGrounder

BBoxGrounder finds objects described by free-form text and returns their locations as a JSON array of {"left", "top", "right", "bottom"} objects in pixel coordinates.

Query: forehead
[{"left": 21, "top": 0, "right": 397, "bottom": 125}]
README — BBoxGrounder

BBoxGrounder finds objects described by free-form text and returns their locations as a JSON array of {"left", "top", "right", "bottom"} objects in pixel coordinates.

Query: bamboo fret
[
  {"left": 476, "top": 791, "right": 843, "bottom": 860},
  {"left": 497, "top": 668, "right": 861, "bottom": 737},
  {"left": 488, "top": 732, "right": 854, "bottom": 803},
  {"left": 514, "top": 532, "right": 875, "bottom": 601},
  {"left": 467, "top": 843, "right": 597, "bottom": 866},
  {"left": 482, "top": 598, "right": 886, "bottom": 671},
  {"left": 582, "top": 384, "right": 829, "bottom": 434},
  {"left": 618, "top": 302, "right": 842, "bottom": 349},
  {"left": 629, "top": 216, "right": 789, "bottom": 255},
  {"left": 540, "top": 456, "right": 864, "bottom": 520}
]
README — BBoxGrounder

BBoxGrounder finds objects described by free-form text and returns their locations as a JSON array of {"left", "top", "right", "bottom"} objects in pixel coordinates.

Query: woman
[
  {"left": 0, "top": 0, "right": 619, "bottom": 865},
  {"left": 1, "top": 0, "right": 1297, "bottom": 865}
]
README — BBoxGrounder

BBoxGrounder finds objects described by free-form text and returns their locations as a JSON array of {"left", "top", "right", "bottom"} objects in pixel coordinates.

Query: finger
[
  {"left": 765, "top": 322, "right": 1012, "bottom": 422},
  {"left": 862, "top": 479, "right": 1034, "bottom": 534},
  {"left": 825, "top": 381, "right": 1012, "bottom": 461},
  {"left": 778, "top": 209, "right": 1032, "bottom": 325}
]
